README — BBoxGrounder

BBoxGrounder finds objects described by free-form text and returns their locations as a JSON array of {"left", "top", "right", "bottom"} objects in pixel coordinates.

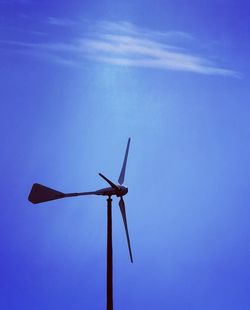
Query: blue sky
[{"left": 1, "top": 0, "right": 250, "bottom": 309}]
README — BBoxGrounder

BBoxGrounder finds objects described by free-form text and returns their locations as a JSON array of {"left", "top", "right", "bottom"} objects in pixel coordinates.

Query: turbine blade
[
  {"left": 119, "top": 197, "right": 133, "bottom": 263},
  {"left": 99, "top": 173, "right": 119, "bottom": 190},
  {"left": 118, "top": 138, "right": 131, "bottom": 185},
  {"left": 28, "top": 183, "right": 65, "bottom": 204}
]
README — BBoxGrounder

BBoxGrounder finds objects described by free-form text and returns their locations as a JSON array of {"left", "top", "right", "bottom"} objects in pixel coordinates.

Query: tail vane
[{"left": 28, "top": 183, "right": 65, "bottom": 204}]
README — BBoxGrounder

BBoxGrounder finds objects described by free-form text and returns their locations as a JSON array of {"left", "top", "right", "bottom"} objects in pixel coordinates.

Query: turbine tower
[{"left": 28, "top": 138, "right": 133, "bottom": 310}]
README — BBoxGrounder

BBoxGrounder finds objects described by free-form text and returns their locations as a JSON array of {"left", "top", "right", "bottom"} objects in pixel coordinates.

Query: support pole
[{"left": 107, "top": 196, "right": 113, "bottom": 310}]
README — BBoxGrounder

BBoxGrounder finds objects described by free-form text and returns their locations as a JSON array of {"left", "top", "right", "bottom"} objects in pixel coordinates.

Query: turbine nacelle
[
  {"left": 97, "top": 173, "right": 128, "bottom": 197},
  {"left": 117, "top": 185, "right": 128, "bottom": 197},
  {"left": 94, "top": 185, "right": 128, "bottom": 197},
  {"left": 114, "top": 185, "right": 128, "bottom": 197}
]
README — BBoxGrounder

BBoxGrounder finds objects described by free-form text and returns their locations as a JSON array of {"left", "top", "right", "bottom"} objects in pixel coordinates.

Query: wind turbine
[{"left": 28, "top": 138, "right": 133, "bottom": 310}]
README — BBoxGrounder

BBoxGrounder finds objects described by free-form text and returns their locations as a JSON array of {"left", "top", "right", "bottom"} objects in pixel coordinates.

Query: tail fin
[{"left": 28, "top": 183, "right": 65, "bottom": 204}]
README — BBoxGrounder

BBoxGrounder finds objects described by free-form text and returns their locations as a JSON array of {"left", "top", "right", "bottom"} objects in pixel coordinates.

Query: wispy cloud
[
  {"left": 45, "top": 17, "right": 76, "bottom": 27},
  {"left": 94, "top": 21, "right": 194, "bottom": 41},
  {"left": 0, "top": 20, "right": 239, "bottom": 77},
  {"left": 81, "top": 21, "right": 239, "bottom": 77}
]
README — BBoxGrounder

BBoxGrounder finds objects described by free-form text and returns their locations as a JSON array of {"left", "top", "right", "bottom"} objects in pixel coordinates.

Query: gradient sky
[{"left": 1, "top": 1, "right": 250, "bottom": 309}]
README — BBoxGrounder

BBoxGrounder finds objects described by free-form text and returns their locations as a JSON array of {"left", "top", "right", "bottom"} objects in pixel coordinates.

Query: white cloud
[
  {"left": 95, "top": 20, "right": 194, "bottom": 41},
  {"left": 45, "top": 17, "right": 76, "bottom": 27},
  {"left": 0, "top": 20, "right": 239, "bottom": 77},
  {"left": 80, "top": 21, "right": 239, "bottom": 77}
]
